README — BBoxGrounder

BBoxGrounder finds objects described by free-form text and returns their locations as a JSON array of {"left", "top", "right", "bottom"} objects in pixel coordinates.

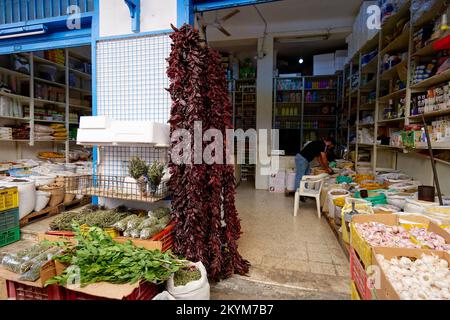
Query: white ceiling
[{"left": 201, "top": 0, "right": 363, "bottom": 42}]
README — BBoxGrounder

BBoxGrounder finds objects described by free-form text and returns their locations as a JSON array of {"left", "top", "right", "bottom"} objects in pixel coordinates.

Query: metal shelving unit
[{"left": 273, "top": 75, "right": 338, "bottom": 150}]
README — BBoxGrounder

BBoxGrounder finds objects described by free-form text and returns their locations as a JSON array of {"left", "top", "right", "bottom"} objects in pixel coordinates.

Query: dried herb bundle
[{"left": 167, "top": 24, "right": 249, "bottom": 281}]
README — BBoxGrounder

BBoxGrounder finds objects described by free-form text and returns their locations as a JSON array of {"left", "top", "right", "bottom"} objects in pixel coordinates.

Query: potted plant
[
  {"left": 127, "top": 156, "right": 149, "bottom": 195},
  {"left": 147, "top": 160, "right": 165, "bottom": 195}
]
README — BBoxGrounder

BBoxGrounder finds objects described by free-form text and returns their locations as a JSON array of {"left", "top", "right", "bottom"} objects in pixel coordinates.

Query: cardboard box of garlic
[{"left": 373, "top": 247, "right": 450, "bottom": 300}]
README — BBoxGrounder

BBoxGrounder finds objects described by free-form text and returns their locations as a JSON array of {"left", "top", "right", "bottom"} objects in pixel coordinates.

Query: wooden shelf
[
  {"left": 69, "top": 68, "right": 92, "bottom": 79},
  {"left": 409, "top": 109, "right": 450, "bottom": 120},
  {"left": 69, "top": 50, "right": 91, "bottom": 61},
  {"left": 304, "top": 101, "right": 336, "bottom": 104},
  {"left": 359, "top": 101, "right": 376, "bottom": 110},
  {"left": 378, "top": 117, "right": 405, "bottom": 124},
  {"left": 34, "top": 98, "right": 66, "bottom": 107},
  {"left": 33, "top": 56, "right": 65, "bottom": 70},
  {"left": 378, "top": 88, "right": 407, "bottom": 102},
  {"left": 413, "top": 40, "right": 439, "bottom": 57},
  {"left": 357, "top": 143, "right": 374, "bottom": 148},
  {"left": 34, "top": 77, "right": 66, "bottom": 88},
  {"left": 358, "top": 122, "right": 375, "bottom": 127},
  {"left": 70, "top": 104, "right": 92, "bottom": 111},
  {"left": 69, "top": 87, "right": 92, "bottom": 95},
  {"left": 413, "top": 0, "right": 447, "bottom": 28},
  {"left": 414, "top": 141, "right": 450, "bottom": 150},
  {"left": 0, "top": 67, "right": 30, "bottom": 79},
  {"left": 0, "top": 116, "right": 30, "bottom": 121},
  {"left": 377, "top": 144, "right": 404, "bottom": 150},
  {"left": 410, "top": 69, "right": 450, "bottom": 90},
  {"left": 380, "top": 27, "right": 410, "bottom": 56},
  {"left": 380, "top": 60, "right": 407, "bottom": 80},
  {"left": 0, "top": 91, "right": 30, "bottom": 102},
  {"left": 381, "top": 0, "right": 411, "bottom": 35},
  {"left": 360, "top": 78, "right": 377, "bottom": 91}
]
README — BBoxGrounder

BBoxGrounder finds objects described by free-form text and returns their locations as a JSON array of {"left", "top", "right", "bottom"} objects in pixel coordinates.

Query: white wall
[
  {"left": 99, "top": 0, "right": 177, "bottom": 37},
  {"left": 397, "top": 153, "right": 450, "bottom": 195},
  {"left": 255, "top": 35, "right": 274, "bottom": 189}
]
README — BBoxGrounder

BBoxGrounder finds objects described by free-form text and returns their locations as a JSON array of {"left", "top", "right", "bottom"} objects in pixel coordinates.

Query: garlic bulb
[
  {"left": 355, "top": 222, "right": 420, "bottom": 248},
  {"left": 379, "top": 253, "right": 450, "bottom": 300},
  {"left": 409, "top": 227, "right": 450, "bottom": 252}
]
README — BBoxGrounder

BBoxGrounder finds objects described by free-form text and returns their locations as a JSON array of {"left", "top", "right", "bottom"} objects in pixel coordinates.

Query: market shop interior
[{"left": 1, "top": 0, "right": 450, "bottom": 301}]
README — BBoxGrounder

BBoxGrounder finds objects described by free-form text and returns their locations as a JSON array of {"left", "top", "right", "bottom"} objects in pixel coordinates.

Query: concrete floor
[
  {"left": 0, "top": 182, "right": 350, "bottom": 300},
  {"left": 210, "top": 182, "right": 350, "bottom": 300}
]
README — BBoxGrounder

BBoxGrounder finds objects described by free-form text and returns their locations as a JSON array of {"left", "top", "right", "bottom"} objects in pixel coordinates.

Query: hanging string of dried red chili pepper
[{"left": 167, "top": 24, "right": 249, "bottom": 281}]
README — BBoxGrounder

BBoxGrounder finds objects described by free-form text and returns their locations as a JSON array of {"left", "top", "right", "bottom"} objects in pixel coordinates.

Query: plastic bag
[
  {"left": 1, "top": 254, "right": 25, "bottom": 274},
  {"left": 158, "top": 215, "right": 171, "bottom": 227},
  {"left": 127, "top": 216, "right": 145, "bottom": 230},
  {"left": 112, "top": 214, "right": 137, "bottom": 231},
  {"left": 167, "top": 261, "right": 210, "bottom": 300},
  {"left": 19, "top": 247, "right": 60, "bottom": 282},
  {"left": 140, "top": 225, "right": 164, "bottom": 240},
  {"left": 138, "top": 216, "right": 158, "bottom": 229},
  {"left": 130, "top": 228, "right": 142, "bottom": 239},
  {"left": 16, "top": 243, "right": 50, "bottom": 261},
  {"left": 150, "top": 207, "right": 170, "bottom": 219}
]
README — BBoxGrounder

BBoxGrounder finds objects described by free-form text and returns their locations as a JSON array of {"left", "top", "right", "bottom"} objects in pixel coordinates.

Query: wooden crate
[{"left": 19, "top": 196, "right": 91, "bottom": 227}]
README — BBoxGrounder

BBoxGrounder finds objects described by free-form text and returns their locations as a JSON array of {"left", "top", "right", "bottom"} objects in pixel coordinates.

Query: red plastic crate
[
  {"left": 6, "top": 280, "right": 65, "bottom": 300},
  {"left": 151, "top": 223, "right": 174, "bottom": 252},
  {"left": 350, "top": 246, "right": 373, "bottom": 300},
  {"left": 64, "top": 281, "right": 159, "bottom": 300}
]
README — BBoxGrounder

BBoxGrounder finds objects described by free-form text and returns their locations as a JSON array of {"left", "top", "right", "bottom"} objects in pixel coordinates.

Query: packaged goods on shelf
[
  {"left": 0, "top": 96, "right": 23, "bottom": 118},
  {"left": 411, "top": 83, "right": 450, "bottom": 116}
]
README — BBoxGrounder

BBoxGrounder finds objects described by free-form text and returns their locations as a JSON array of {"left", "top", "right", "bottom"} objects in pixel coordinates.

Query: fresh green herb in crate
[{"left": 46, "top": 223, "right": 186, "bottom": 287}]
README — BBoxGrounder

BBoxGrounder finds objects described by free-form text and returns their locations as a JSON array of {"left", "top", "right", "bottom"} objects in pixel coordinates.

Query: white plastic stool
[{"left": 294, "top": 174, "right": 328, "bottom": 218}]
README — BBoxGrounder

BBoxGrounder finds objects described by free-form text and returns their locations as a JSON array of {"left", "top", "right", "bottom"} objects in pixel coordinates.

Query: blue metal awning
[{"left": 194, "top": 0, "right": 282, "bottom": 12}]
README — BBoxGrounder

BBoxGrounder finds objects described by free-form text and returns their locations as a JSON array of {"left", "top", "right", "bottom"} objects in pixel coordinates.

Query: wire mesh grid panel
[
  {"left": 99, "top": 146, "right": 168, "bottom": 177},
  {"left": 96, "top": 33, "right": 172, "bottom": 123}
]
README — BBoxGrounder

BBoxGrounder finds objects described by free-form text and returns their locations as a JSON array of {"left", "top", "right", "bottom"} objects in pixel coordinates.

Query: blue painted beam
[
  {"left": 177, "top": 0, "right": 194, "bottom": 27},
  {"left": 194, "top": 0, "right": 281, "bottom": 12},
  {"left": 124, "top": 0, "right": 140, "bottom": 33},
  {"left": 0, "top": 12, "right": 93, "bottom": 31},
  {"left": 0, "top": 27, "right": 91, "bottom": 54}
]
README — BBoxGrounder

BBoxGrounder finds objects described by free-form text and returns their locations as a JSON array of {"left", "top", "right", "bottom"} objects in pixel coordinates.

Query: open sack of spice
[
  {"left": 0, "top": 242, "right": 61, "bottom": 282},
  {"left": 166, "top": 261, "right": 210, "bottom": 300}
]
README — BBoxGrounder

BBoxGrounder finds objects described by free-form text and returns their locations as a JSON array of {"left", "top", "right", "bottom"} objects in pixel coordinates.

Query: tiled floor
[{"left": 211, "top": 182, "right": 350, "bottom": 299}]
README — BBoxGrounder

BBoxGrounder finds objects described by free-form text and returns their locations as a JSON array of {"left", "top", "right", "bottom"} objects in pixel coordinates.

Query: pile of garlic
[
  {"left": 409, "top": 227, "right": 450, "bottom": 252},
  {"left": 377, "top": 254, "right": 450, "bottom": 300},
  {"left": 355, "top": 222, "right": 420, "bottom": 248}
]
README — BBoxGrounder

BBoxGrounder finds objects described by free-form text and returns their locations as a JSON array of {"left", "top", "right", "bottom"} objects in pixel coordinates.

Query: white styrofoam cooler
[{"left": 77, "top": 116, "right": 170, "bottom": 147}]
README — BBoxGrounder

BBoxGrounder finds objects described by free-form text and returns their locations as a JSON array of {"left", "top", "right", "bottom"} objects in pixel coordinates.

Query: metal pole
[{"left": 422, "top": 114, "right": 443, "bottom": 205}]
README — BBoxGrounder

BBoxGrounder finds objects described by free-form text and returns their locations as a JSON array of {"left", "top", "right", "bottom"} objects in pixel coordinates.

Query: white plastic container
[
  {"left": 35, "top": 191, "right": 51, "bottom": 212},
  {"left": 327, "top": 189, "right": 350, "bottom": 219},
  {"left": 285, "top": 171, "right": 296, "bottom": 192},
  {"left": 0, "top": 178, "right": 36, "bottom": 218}
]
